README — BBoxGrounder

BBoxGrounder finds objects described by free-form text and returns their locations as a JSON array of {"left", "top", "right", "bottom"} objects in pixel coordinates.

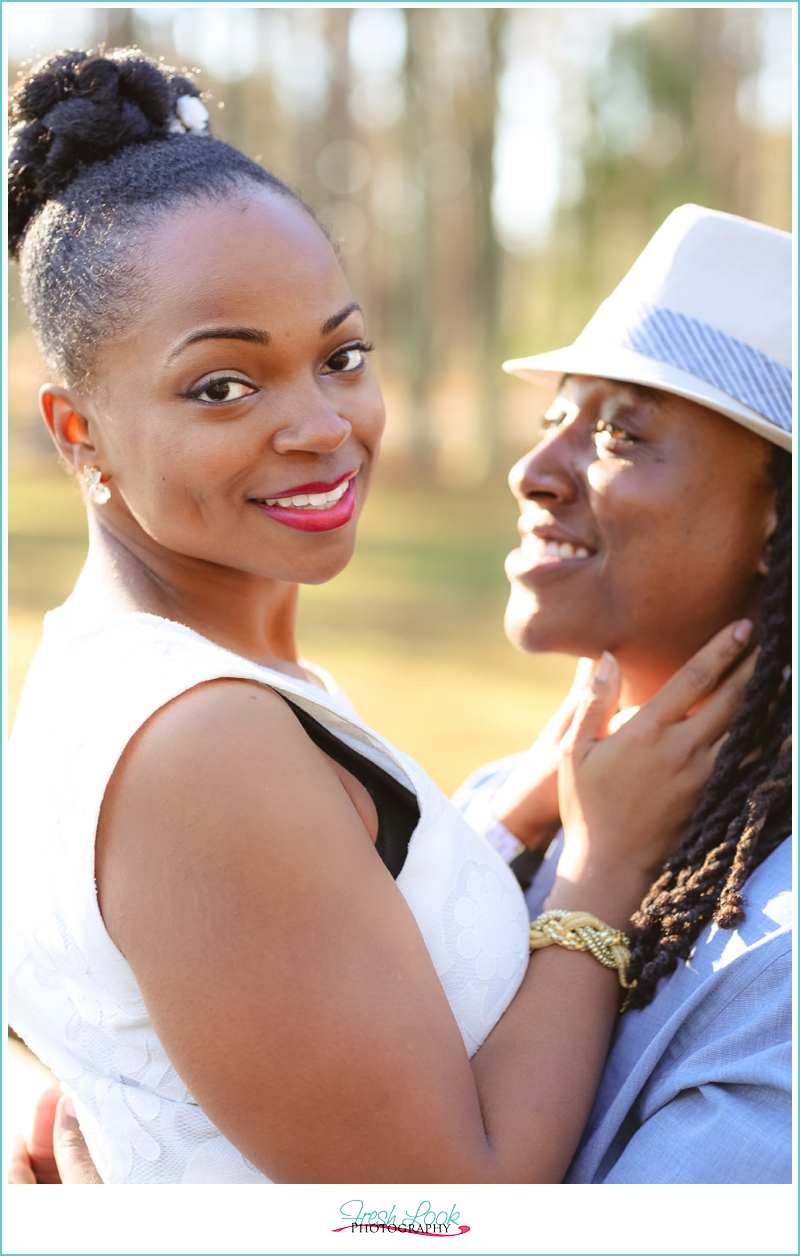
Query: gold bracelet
[{"left": 528, "top": 910, "right": 637, "bottom": 1006}]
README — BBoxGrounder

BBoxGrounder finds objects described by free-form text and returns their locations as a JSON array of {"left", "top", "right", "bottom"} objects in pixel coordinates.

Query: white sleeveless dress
[{"left": 7, "top": 600, "right": 530, "bottom": 1184}]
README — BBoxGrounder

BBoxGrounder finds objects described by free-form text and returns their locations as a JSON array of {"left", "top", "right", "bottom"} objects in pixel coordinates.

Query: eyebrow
[
  {"left": 559, "top": 374, "right": 664, "bottom": 406},
  {"left": 321, "top": 301, "right": 361, "bottom": 335},
  {"left": 613, "top": 379, "right": 664, "bottom": 405},
  {"left": 167, "top": 326, "right": 270, "bottom": 362},
  {"left": 166, "top": 303, "right": 363, "bottom": 363}
]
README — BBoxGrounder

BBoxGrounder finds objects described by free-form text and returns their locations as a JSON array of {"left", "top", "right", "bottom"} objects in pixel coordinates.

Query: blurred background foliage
[{"left": 6, "top": 5, "right": 792, "bottom": 791}]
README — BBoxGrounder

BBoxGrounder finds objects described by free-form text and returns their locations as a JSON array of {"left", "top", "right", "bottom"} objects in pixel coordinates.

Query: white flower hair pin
[{"left": 169, "top": 95, "right": 209, "bottom": 135}]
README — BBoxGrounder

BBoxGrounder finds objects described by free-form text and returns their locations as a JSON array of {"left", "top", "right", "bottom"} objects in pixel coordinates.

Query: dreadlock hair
[
  {"left": 8, "top": 47, "right": 310, "bottom": 389},
  {"left": 626, "top": 444, "right": 792, "bottom": 1008}
]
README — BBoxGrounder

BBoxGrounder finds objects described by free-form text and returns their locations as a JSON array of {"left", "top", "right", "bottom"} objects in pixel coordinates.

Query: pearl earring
[{"left": 83, "top": 466, "right": 111, "bottom": 505}]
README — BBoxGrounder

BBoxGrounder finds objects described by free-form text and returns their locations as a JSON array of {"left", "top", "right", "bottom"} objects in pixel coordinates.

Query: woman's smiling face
[
  {"left": 70, "top": 189, "right": 385, "bottom": 586},
  {"left": 504, "top": 375, "right": 777, "bottom": 687}
]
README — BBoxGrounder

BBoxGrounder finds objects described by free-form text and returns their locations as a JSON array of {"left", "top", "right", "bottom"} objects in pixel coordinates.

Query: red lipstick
[{"left": 252, "top": 475, "right": 357, "bottom": 533}]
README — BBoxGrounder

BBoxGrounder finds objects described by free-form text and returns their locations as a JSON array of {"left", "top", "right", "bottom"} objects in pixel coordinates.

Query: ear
[
  {"left": 39, "top": 385, "right": 101, "bottom": 475},
  {"left": 757, "top": 502, "right": 778, "bottom": 577}
]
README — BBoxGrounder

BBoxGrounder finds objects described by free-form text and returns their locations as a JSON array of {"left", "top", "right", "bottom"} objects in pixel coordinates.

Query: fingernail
[
  {"left": 733, "top": 619, "right": 753, "bottom": 644},
  {"left": 594, "top": 651, "right": 614, "bottom": 683},
  {"left": 62, "top": 1096, "right": 76, "bottom": 1120}
]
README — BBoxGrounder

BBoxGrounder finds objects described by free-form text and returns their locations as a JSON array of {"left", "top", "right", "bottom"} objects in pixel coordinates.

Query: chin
[
  {"left": 503, "top": 584, "right": 598, "bottom": 658},
  {"left": 504, "top": 602, "right": 559, "bottom": 656},
  {"left": 299, "top": 558, "right": 353, "bottom": 586},
  {"left": 283, "top": 537, "right": 357, "bottom": 587}
]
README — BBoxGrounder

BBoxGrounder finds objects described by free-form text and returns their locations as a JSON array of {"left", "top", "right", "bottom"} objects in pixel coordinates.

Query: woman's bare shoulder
[{"left": 94, "top": 677, "right": 364, "bottom": 944}]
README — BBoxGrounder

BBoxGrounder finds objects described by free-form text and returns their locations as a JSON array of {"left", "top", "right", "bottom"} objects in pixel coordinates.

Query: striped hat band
[{"left": 591, "top": 302, "right": 792, "bottom": 434}]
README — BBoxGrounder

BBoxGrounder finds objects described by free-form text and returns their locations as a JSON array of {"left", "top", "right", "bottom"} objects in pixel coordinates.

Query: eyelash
[
  {"left": 540, "top": 414, "right": 637, "bottom": 445},
  {"left": 321, "top": 340, "right": 374, "bottom": 375},
  {"left": 594, "top": 419, "right": 636, "bottom": 443},
  {"left": 183, "top": 376, "right": 257, "bottom": 405}
]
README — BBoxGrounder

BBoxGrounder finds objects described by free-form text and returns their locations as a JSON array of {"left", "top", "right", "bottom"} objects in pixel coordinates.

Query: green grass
[{"left": 8, "top": 463, "right": 576, "bottom": 793}]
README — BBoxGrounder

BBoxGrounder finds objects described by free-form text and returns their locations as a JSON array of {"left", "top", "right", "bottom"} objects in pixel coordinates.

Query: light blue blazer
[{"left": 454, "top": 760, "right": 792, "bottom": 1184}]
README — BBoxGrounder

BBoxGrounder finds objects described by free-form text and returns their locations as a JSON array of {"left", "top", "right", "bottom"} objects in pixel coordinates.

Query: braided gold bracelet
[{"left": 529, "top": 910, "right": 637, "bottom": 1010}]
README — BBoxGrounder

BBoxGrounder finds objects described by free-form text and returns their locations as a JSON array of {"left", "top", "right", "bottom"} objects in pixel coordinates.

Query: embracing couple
[{"left": 7, "top": 49, "right": 791, "bottom": 1187}]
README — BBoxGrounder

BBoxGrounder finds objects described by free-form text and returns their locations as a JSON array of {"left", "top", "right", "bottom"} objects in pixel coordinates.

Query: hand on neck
[{"left": 615, "top": 623, "right": 762, "bottom": 714}]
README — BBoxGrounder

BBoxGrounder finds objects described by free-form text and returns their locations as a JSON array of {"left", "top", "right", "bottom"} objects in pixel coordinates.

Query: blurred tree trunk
[
  {"left": 324, "top": 10, "right": 352, "bottom": 149},
  {"left": 324, "top": 9, "right": 373, "bottom": 310},
  {"left": 472, "top": 9, "right": 504, "bottom": 476},
  {"left": 403, "top": 8, "right": 435, "bottom": 473}
]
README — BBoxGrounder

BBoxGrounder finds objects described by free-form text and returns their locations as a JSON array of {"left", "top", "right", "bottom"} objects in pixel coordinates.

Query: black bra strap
[{"left": 279, "top": 697, "right": 419, "bottom": 880}]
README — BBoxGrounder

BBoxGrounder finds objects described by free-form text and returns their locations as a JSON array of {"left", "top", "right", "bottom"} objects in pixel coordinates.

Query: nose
[
  {"left": 508, "top": 422, "right": 581, "bottom": 506},
  {"left": 271, "top": 394, "right": 352, "bottom": 457}
]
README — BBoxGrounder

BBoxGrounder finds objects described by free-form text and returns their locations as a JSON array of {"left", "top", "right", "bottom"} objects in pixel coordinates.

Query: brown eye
[
  {"left": 321, "top": 342, "right": 372, "bottom": 375},
  {"left": 193, "top": 379, "right": 256, "bottom": 403}
]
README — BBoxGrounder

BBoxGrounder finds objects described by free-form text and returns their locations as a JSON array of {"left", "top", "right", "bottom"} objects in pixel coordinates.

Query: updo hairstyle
[{"left": 8, "top": 48, "right": 306, "bottom": 388}]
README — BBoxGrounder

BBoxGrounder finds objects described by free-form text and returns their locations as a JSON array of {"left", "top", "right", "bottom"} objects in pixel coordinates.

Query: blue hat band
[{"left": 604, "top": 303, "right": 792, "bottom": 434}]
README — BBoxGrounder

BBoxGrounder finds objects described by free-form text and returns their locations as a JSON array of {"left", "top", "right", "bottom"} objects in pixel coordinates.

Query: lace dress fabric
[{"left": 7, "top": 603, "right": 529, "bottom": 1183}]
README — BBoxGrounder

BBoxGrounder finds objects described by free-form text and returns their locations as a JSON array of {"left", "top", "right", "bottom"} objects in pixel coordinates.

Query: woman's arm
[{"left": 94, "top": 623, "right": 753, "bottom": 1183}]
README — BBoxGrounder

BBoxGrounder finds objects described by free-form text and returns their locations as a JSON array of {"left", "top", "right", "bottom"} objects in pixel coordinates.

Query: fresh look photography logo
[{"left": 333, "top": 1199, "right": 470, "bottom": 1237}]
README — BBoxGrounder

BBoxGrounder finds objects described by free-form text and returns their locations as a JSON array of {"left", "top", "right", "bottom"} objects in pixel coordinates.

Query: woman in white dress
[{"left": 7, "top": 50, "right": 756, "bottom": 1184}]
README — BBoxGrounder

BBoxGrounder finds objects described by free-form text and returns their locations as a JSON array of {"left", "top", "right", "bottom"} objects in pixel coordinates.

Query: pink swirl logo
[{"left": 333, "top": 1224, "right": 470, "bottom": 1238}]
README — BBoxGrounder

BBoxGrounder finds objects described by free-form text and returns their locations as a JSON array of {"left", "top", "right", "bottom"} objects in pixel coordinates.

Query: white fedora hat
[{"left": 503, "top": 204, "right": 792, "bottom": 451}]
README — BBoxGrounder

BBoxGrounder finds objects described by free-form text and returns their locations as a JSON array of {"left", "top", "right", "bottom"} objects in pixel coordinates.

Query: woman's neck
[
  {"left": 616, "top": 612, "right": 763, "bottom": 713},
  {"left": 618, "top": 665, "right": 673, "bottom": 712},
  {"left": 73, "top": 518, "right": 302, "bottom": 672}
]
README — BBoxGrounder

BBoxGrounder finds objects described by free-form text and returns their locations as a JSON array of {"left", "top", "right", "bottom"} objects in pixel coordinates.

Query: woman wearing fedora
[
  {"left": 6, "top": 48, "right": 789, "bottom": 1186},
  {"left": 458, "top": 203, "right": 792, "bottom": 1183}
]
